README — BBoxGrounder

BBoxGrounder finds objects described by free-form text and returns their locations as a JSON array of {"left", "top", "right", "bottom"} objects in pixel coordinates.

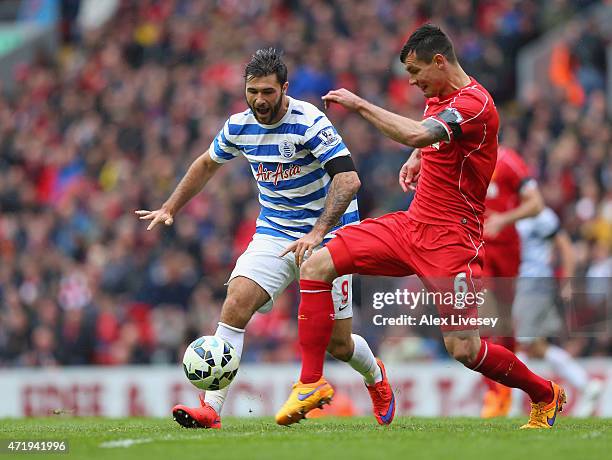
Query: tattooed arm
[
  {"left": 322, "top": 88, "right": 449, "bottom": 148},
  {"left": 312, "top": 171, "right": 360, "bottom": 239},
  {"left": 280, "top": 171, "right": 360, "bottom": 266}
]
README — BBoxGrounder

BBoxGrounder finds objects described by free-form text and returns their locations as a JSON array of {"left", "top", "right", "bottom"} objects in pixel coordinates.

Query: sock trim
[
  {"left": 300, "top": 289, "right": 332, "bottom": 293},
  {"left": 472, "top": 340, "right": 488, "bottom": 371},
  {"left": 217, "top": 322, "right": 245, "bottom": 333},
  {"left": 300, "top": 279, "right": 333, "bottom": 289}
]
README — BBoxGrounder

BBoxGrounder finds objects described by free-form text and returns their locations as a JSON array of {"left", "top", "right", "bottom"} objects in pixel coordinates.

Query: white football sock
[
  {"left": 204, "top": 322, "right": 245, "bottom": 415},
  {"left": 348, "top": 334, "right": 382, "bottom": 385},
  {"left": 544, "top": 345, "right": 588, "bottom": 391}
]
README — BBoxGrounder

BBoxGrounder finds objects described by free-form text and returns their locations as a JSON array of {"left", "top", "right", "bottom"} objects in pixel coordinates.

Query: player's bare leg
[
  {"left": 329, "top": 319, "right": 382, "bottom": 385},
  {"left": 218, "top": 276, "right": 271, "bottom": 329},
  {"left": 327, "top": 319, "right": 355, "bottom": 362},
  {"left": 443, "top": 332, "right": 566, "bottom": 428},
  {"left": 300, "top": 246, "right": 338, "bottom": 283},
  {"left": 174, "top": 276, "right": 269, "bottom": 429},
  {"left": 328, "top": 318, "right": 395, "bottom": 425}
]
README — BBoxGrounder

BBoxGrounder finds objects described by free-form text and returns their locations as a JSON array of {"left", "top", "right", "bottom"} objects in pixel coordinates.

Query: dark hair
[
  {"left": 244, "top": 48, "right": 288, "bottom": 86},
  {"left": 400, "top": 24, "right": 456, "bottom": 64}
]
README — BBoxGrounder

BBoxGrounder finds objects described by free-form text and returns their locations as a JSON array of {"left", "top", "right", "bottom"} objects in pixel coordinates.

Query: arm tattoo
[
  {"left": 312, "top": 173, "right": 357, "bottom": 236},
  {"left": 436, "top": 108, "right": 463, "bottom": 138},
  {"left": 422, "top": 118, "right": 450, "bottom": 144}
]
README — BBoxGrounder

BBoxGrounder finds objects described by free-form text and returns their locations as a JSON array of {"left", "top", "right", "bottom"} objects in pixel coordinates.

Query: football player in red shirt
[
  {"left": 276, "top": 24, "right": 565, "bottom": 429},
  {"left": 481, "top": 146, "right": 544, "bottom": 418}
]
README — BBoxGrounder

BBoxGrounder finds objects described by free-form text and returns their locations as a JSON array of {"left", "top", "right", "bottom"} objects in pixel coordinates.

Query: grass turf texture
[{"left": 0, "top": 417, "right": 609, "bottom": 460}]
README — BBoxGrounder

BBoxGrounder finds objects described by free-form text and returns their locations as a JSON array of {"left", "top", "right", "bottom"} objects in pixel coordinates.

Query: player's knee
[
  {"left": 449, "top": 346, "right": 473, "bottom": 365},
  {"left": 299, "top": 257, "right": 323, "bottom": 280},
  {"left": 223, "top": 294, "right": 241, "bottom": 311},
  {"left": 300, "top": 255, "right": 335, "bottom": 283},
  {"left": 444, "top": 336, "right": 480, "bottom": 366},
  {"left": 327, "top": 336, "right": 353, "bottom": 362}
]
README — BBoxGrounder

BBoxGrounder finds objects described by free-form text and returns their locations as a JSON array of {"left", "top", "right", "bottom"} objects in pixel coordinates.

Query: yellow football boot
[
  {"left": 520, "top": 382, "right": 566, "bottom": 429},
  {"left": 275, "top": 377, "right": 334, "bottom": 426}
]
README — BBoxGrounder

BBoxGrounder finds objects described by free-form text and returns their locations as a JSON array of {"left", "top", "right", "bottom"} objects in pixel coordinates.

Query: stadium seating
[{"left": 0, "top": 0, "right": 609, "bottom": 367}]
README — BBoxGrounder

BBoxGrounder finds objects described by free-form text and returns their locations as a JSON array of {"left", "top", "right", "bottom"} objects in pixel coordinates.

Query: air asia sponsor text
[{"left": 255, "top": 163, "right": 301, "bottom": 185}]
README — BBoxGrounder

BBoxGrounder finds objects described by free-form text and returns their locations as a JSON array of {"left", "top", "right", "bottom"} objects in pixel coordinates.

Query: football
[{"left": 182, "top": 336, "right": 239, "bottom": 391}]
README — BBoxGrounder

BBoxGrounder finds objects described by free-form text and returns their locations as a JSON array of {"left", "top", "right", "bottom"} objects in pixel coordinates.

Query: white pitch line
[
  {"left": 99, "top": 438, "right": 154, "bottom": 448},
  {"left": 99, "top": 431, "right": 260, "bottom": 449}
]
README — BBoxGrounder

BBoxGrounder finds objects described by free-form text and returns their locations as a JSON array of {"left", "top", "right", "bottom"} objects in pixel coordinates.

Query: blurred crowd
[{"left": 0, "top": 0, "right": 610, "bottom": 367}]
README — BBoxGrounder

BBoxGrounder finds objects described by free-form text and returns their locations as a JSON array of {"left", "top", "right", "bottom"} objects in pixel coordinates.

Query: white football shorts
[
  {"left": 513, "top": 277, "right": 563, "bottom": 343},
  {"left": 228, "top": 233, "right": 353, "bottom": 319}
]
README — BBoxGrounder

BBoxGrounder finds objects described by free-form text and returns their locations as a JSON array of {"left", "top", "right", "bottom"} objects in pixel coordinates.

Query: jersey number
[
  {"left": 341, "top": 279, "right": 349, "bottom": 304},
  {"left": 454, "top": 272, "right": 468, "bottom": 309}
]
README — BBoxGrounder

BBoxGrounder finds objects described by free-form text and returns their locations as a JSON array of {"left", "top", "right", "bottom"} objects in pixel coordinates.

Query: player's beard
[{"left": 250, "top": 95, "right": 283, "bottom": 124}]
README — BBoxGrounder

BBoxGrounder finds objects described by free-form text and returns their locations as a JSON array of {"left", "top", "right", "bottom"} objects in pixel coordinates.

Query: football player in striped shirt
[{"left": 136, "top": 48, "right": 394, "bottom": 428}]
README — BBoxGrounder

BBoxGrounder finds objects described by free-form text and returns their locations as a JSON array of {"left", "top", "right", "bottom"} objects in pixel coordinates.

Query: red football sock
[
  {"left": 482, "top": 336, "right": 516, "bottom": 392},
  {"left": 470, "top": 339, "right": 553, "bottom": 403},
  {"left": 298, "top": 279, "right": 335, "bottom": 384}
]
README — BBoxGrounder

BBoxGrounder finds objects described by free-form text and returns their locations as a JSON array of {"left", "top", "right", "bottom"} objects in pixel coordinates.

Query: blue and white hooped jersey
[{"left": 209, "top": 96, "right": 359, "bottom": 241}]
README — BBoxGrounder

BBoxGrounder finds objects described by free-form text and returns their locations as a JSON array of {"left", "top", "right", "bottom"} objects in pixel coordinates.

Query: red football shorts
[
  {"left": 327, "top": 211, "right": 484, "bottom": 332},
  {"left": 482, "top": 241, "right": 519, "bottom": 306},
  {"left": 483, "top": 241, "right": 519, "bottom": 278}
]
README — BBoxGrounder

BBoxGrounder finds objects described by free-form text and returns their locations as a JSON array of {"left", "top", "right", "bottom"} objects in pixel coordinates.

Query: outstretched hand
[
  {"left": 322, "top": 88, "right": 363, "bottom": 111},
  {"left": 135, "top": 208, "right": 174, "bottom": 231},
  {"left": 279, "top": 231, "right": 324, "bottom": 267}
]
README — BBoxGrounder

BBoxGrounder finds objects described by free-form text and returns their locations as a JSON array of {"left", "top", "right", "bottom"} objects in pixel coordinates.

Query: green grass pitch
[{"left": 1, "top": 417, "right": 610, "bottom": 460}]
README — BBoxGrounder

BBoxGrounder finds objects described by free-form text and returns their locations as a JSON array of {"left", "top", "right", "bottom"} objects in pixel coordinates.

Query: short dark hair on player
[
  {"left": 244, "top": 48, "right": 288, "bottom": 86},
  {"left": 400, "top": 24, "right": 457, "bottom": 64}
]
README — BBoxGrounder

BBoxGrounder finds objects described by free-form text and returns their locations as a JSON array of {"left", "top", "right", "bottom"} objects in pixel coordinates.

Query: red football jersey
[
  {"left": 484, "top": 146, "right": 533, "bottom": 245},
  {"left": 408, "top": 78, "right": 499, "bottom": 238}
]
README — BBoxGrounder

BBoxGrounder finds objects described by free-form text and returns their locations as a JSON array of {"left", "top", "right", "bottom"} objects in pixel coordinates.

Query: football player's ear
[{"left": 282, "top": 81, "right": 289, "bottom": 94}]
